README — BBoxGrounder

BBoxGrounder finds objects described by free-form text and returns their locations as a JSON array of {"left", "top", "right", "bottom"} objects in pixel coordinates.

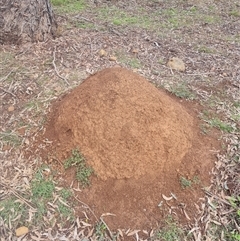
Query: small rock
[
  {"left": 54, "top": 86, "right": 62, "bottom": 93},
  {"left": 15, "top": 226, "right": 29, "bottom": 237},
  {"left": 131, "top": 48, "right": 139, "bottom": 54},
  {"left": 8, "top": 105, "right": 15, "bottom": 112},
  {"left": 167, "top": 57, "right": 186, "bottom": 72},
  {"left": 109, "top": 56, "right": 117, "bottom": 61},
  {"left": 99, "top": 49, "right": 107, "bottom": 57}
]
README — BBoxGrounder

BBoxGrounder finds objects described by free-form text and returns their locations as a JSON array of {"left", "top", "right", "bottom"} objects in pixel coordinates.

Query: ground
[{"left": 0, "top": 0, "right": 239, "bottom": 240}]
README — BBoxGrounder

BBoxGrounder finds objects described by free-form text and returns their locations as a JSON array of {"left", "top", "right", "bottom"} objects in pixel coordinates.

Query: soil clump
[{"left": 43, "top": 67, "right": 220, "bottom": 229}]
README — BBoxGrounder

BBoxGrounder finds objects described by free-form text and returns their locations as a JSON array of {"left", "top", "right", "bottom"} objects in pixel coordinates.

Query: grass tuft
[
  {"left": 64, "top": 149, "right": 94, "bottom": 187},
  {"left": 169, "top": 83, "right": 196, "bottom": 100},
  {"left": 51, "top": 0, "right": 86, "bottom": 13},
  {"left": 154, "top": 216, "right": 184, "bottom": 241}
]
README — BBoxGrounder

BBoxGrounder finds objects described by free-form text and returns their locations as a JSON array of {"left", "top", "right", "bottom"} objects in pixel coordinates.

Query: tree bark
[{"left": 0, "top": 0, "right": 58, "bottom": 45}]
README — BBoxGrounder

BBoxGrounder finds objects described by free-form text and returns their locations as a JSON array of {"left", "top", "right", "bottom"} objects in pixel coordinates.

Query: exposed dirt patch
[{"left": 38, "top": 67, "right": 220, "bottom": 230}]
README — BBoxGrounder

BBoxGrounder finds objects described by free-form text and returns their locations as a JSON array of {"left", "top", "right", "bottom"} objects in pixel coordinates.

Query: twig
[
  {"left": 0, "top": 86, "right": 17, "bottom": 98},
  {"left": 204, "top": 190, "right": 231, "bottom": 206},
  {"left": 74, "top": 196, "right": 99, "bottom": 221},
  {"left": 0, "top": 70, "right": 14, "bottom": 82},
  {"left": 52, "top": 46, "right": 70, "bottom": 86},
  {"left": 11, "top": 190, "right": 36, "bottom": 210},
  {"left": 100, "top": 216, "right": 114, "bottom": 239},
  {"left": 1, "top": 182, "right": 36, "bottom": 210}
]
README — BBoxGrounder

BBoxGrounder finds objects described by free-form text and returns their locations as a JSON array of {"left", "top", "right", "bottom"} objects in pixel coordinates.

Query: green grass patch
[
  {"left": 207, "top": 118, "right": 234, "bottom": 133},
  {"left": 179, "top": 176, "right": 192, "bottom": 189},
  {"left": 0, "top": 165, "right": 67, "bottom": 229},
  {"left": 154, "top": 216, "right": 184, "bottom": 241},
  {"left": 64, "top": 149, "right": 94, "bottom": 187},
  {"left": 228, "top": 230, "right": 240, "bottom": 241},
  {"left": 198, "top": 45, "right": 216, "bottom": 54},
  {"left": 0, "top": 130, "right": 21, "bottom": 146},
  {"left": 0, "top": 198, "right": 27, "bottom": 227},
  {"left": 180, "top": 176, "right": 200, "bottom": 189},
  {"left": 59, "top": 188, "right": 72, "bottom": 200},
  {"left": 51, "top": 0, "right": 86, "bottom": 14},
  {"left": 229, "top": 10, "right": 240, "bottom": 17},
  {"left": 95, "top": 221, "right": 107, "bottom": 240},
  {"left": 116, "top": 52, "right": 142, "bottom": 69},
  {"left": 74, "top": 21, "right": 94, "bottom": 29},
  {"left": 31, "top": 175, "right": 55, "bottom": 199},
  {"left": 169, "top": 83, "right": 196, "bottom": 100},
  {"left": 98, "top": 6, "right": 153, "bottom": 29}
]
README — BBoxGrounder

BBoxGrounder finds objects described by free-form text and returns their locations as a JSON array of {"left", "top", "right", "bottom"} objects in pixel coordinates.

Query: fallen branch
[
  {"left": 52, "top": 46, "right": 70, "bottom": 86},
  {"left": 0, "top": 86, "right": 17, "bottom": 98}
]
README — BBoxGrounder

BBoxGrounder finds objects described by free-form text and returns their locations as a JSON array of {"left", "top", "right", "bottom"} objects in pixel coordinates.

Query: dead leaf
[
  {"left": 8, "top": 105, "right": 15, "bottom": 112},
  {"left": 162, "top": 194, "right": 173, "bottom": 201},
  {"left": 127, "top": 230, "right": 140, "bottom": 236},
  {"left": 15, "top": 226, "right": 29, "bottom": 237}
]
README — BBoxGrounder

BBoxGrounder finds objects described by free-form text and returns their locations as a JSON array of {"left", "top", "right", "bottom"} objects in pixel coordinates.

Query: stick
[
  {"left": 52, "top": 46, "right": 70, "bottom": 86},
  {"left": 74, "top": 196, "right": 98, "bottom": 221},
  {"left": 0, "top": 86, "right": 17, "bottom": 98}
]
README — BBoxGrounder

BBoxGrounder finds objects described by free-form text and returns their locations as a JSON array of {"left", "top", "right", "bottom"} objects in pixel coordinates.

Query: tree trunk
[{"left": 0, "top": 0, "right": 58, "bottom": 45}]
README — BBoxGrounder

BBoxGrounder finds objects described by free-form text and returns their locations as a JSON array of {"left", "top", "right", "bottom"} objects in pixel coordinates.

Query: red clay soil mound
[
  {"left": 43, "top": 67, "right": 219, "bottom": 230},
  {"left": 49, "top": 67, "right": 194, "bottom": 180}
]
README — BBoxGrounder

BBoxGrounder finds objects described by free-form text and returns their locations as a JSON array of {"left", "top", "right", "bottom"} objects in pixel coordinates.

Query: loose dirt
[{"left": 42, "top": 67, "right": 220, "bottom": 230}]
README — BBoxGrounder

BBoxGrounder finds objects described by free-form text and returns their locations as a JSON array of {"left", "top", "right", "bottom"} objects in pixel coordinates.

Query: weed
[
  {"left": 76, "top": 166, "right": 93, "bottom": 186},
  {"left": 158, "top": 59, "right": 165, "bottom": 65},
  {"left": 31, "top": 172, "right": 55, "bottom": 199},
  {"left": 0, "top": 131, "right": 21, "bottom": 146},
  {"left": 233, "top": 101, "right": 240, "bottom": 108},
  {"left": 200, "top": 123, "right": 209, "bottom": 134},
  {"left": 57, "top": 188, "right": 74, "bottom": 218},
  {"left": 225, "top": 198, "right": 240, "bottom": 240},
  {"left": 204, "top": 15, "right": 219, "bottom": 24},
  {"left": 117, "top": 53, "right": 141, "bottom": 69},
  {"left": 193, "top": 175, "right": 200, "bottom": 185},
  {"left": 0, "top": 198, "right": 26, "bottom": 227},
  {"left": 95, "top": 221, "right": 107, "bottom": 240},
  {"left": 59, "top": 188, "right": 72, "bottom": 200},
  {"left": 64, "top": 149, "right": 94, "bottom": 187},
  {"left": 154, "top": 216, "right": 184, "bottom": 241},
  {"left": 169, "top": 83, "right": 196, "bottom": 100},
  {"left": 198, "top": 45, "right": 216, "bottom": 54},
  {"left": 128, "top": 58, "right": 141, "bottom": 69},
  {"left": 229, "top": 10, "right": 240, "bottom": 17},
  {"left": 179, "top": 175, "right": 201, "bottom": 189},
  {"left": 25, "top": 100, "right": 40, "bottom": 112},
  {"left": 208, "top": 118, "right": 234, "bottom": 133},
  {"left": 58, "top": 202, "right": 73, "bottom": 218},
  {"left": 179, "top": 176, "right": 192, "bottom": 189},
  {"left": 64, "top": 149, "right": 84, "bottom": 168},
  {"left": 229, "top": 230, "right": 240, "bottom": 241},
  {"left": 30, "top": 166, "right": 55, "bottom": 224}
]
